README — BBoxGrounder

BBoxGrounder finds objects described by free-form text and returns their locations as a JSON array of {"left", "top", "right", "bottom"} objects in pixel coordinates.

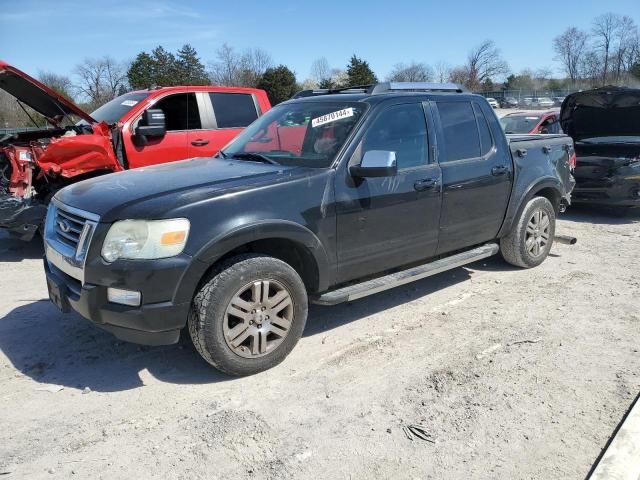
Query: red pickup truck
[{"left": 0, "top": 61, "right": 271, "bottom": 240}]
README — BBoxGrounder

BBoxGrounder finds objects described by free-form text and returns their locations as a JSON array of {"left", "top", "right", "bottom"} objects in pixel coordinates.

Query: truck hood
[
  {"left": 560, "top": 87, "right": 640, "bottom": 141},
  {"left": 0, "top": 60, "right": 96, "bottom": 126},
  {"left": 56, "top": 157, "right": 310, "bottom": 221}
]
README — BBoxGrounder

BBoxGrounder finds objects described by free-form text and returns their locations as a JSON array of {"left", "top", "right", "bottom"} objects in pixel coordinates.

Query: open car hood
[
  {"left": 560, "top": 87, "right": 640, "bottom": 141},
  {"left": 0, "top": 60, "right": 96, "bottom": 125}
]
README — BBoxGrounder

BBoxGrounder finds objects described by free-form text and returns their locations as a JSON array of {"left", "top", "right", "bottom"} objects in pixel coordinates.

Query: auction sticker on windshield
[{"left": 312, "top": 108, "right": 354, "bottom": 128}]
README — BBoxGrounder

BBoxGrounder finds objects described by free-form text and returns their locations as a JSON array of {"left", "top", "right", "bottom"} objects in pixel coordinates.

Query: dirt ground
[{"left": 0, "top": 204, "right": 638, "bottom": 479}]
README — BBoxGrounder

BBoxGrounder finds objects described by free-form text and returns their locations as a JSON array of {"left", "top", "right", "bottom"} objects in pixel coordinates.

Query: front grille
[
  {"left": 47, "top": 200, "right": 99, "bottom": 265},
  {"left": 54, "top": 208, "right": 87, "bottom": 249}
]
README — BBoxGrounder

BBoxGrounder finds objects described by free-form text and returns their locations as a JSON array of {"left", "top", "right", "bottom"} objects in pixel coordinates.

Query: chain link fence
[{"left": 476, "top": 89, "right": 579, "bottom": 109}]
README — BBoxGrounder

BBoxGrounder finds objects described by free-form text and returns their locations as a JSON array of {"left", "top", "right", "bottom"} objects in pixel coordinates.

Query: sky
[{"left": 1, "top": 0, "right": 639, "bottom": 83}]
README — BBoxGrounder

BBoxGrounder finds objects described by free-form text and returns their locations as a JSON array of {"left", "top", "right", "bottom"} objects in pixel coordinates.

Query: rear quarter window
[
  {"left": 472, "top": 103, "right": 494, "bottom": 155},
  {"left": 210, "top": 93, "right": 259, "bottom": 128}
]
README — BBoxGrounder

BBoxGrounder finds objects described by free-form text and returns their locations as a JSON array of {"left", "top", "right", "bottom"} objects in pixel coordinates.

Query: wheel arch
[
  {"left": 175, "top": 221, "right": 331, "bottom": 305},
  {"left": 499, "top": 177, "right": 563, "bottom": 238}
]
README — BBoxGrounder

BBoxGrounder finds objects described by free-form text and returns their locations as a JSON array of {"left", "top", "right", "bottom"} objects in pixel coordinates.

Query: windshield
[
  {"left": 220, "top": 101, "right": 367, "bottom": 168},
  {"left": 80, "top": 92, "right": 150, "bottom": 125},
  {"left": 500, "top": 115, "right": 542, "bottom": 134}
]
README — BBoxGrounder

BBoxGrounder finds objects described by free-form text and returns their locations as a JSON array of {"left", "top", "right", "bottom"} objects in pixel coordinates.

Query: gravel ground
[{"left": 0, "top": 205, "right": 639, "bottom": 479}]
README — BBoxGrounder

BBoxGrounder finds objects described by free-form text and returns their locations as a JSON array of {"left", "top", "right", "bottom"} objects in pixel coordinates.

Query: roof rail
[
  {"left": 292, "top": 82, "right": 467, "bottom": 99},
  {"left": 292, "top": 84, "right": 374, "bottom": 99},
  {"left": 370, "top": 82, "right": 467, "bottom": 94}
]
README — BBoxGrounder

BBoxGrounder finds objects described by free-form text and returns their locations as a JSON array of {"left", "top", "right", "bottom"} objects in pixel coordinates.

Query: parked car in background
[
  {"left": 0, "top": 61, "right": 271, "bottom": 240},
  {"left": 537, "top": 97, "right": 555, "bottom": 108},
  {"left": 553, "top": 96, "right": 566, "bottom": 107},
  {"left": 486, "top": 97, "right": 499, "bottom": 109},
  {"left": 500, "top": 110, "right": 562, "bottom": 134},
  {"left": 500, "top": 97, "right": 519, "bottom": 108},
  {"left": 560, "top": 86, "right": 640, "bottom": 207},
  {"left": 43, "top": 82, "right": 574, "bottom": 375},
  {"left": 520, "top": 97, "right": 534, "bottom": 107}
]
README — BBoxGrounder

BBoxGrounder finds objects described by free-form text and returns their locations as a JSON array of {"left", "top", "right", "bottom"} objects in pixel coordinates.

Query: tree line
[
  {"left": 2, "top": 11, "right": 639, "bottom": 129},
  {"left": 553, "top": 13, "right": 639, "bottom": 87}
]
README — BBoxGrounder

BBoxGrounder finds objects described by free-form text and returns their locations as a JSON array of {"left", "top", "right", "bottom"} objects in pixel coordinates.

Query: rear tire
[
  {"left": 188, "top": 254, "right": 308, "bottom": 376},
  {"left": 500, "top": 196, "right": 555, "bottom": 268}
]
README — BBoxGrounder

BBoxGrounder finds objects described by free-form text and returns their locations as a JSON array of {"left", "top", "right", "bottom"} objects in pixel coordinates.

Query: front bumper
[
  {"left": 44, "top": 258, "right": 190, "bottom": 345},
  {"left": 0, "top": 194, "right": 46, "bottom": 241}
]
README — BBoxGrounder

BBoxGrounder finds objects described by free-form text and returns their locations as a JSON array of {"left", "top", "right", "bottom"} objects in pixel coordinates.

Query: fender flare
[
  {"left": 174, "top": 220, "right": 332, "bottom": 304},
  {"left": 499, "top": 177, "right": 564, "bottom": 237}
]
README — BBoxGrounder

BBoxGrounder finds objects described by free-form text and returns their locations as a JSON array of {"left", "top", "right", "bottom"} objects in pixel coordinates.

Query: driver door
[{"left": 126, "top": 93, "right": 197, "bottom": 168}]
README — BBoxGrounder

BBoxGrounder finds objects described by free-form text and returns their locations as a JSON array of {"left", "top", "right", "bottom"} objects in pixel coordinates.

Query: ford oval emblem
[{"left": 57, "top": 219, "right": 71, "bottom": 233}]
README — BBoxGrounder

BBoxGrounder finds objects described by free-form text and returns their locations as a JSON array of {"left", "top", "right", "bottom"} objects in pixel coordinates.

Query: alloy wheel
[
  {"left": 525, "top": 209, "right": 550, "bottom": 257},
  {"left": 223, "top": 279, "right": 294, "bottom": 358}
]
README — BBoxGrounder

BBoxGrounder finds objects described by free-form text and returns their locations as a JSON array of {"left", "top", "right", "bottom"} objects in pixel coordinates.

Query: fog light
[{"left": 107, "top": 288, "right": 141, "bottom": 306}]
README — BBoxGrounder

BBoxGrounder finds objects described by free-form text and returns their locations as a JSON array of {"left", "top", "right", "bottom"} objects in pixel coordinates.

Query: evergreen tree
[
  {"left": 128, "top": 52, "right": 156, "bottom": 89},
  {"left": 345, "top": 55, "right": 377, "bottom": 87},
  {"left": 318, "top": 78, "right": 334, "bottom": 89},
  {"left": 257, "top": 65, "right": 298, "bottom": 105},
  {"left": 175, "top": 44, "right": 210, "bottom": 85},
  {"left": 128, "top": 45, "right": 211, "bottom": 88},
  {"left": 151, "top": 46, "right": 178, "bottom": 86}
]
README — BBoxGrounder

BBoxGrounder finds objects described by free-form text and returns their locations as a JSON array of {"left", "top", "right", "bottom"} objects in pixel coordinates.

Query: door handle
[
  {"left": 414, "top": 178, "right": 439, "bottom": 192},
  {"left": 491, "top": 165, "right": 508, "bottom": 176},
  {"left": 191, "top": 139, "right": 210, "bottom": 146}
]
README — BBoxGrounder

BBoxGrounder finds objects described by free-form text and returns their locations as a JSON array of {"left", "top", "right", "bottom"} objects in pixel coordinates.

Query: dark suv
[{"left": 44, "top": 82, "right": 574, "bottom": 375}]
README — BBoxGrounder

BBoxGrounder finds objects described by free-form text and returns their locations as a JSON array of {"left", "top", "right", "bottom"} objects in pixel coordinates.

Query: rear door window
[
  {"left": 210, "top": 93, "right": 258, "bottom": 128},
  {"left": 436, "top": 101, "right": 481, "bottom": 162},
  {"left": 153, "top": 93, "right": 201, "bottom": 131}
]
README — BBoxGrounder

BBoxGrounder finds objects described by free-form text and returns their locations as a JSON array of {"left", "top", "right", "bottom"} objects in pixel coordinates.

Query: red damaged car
[
  {"left": 499, "top": 110, "right": 562, "bottom": 135},
  {"left": 0, "top": 61, "right": 271, "bottom": 240}
]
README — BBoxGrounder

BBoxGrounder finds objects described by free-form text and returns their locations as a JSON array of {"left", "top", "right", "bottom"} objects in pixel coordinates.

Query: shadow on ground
[
  {"left": 562, "top": 205, "right": 640, "bottom": 225},
  {"left": 0, "top": 264, "right": 475, "bottom": 392},
  {"left": 0, "top": 231, "right": 43, "bottom": 262}
]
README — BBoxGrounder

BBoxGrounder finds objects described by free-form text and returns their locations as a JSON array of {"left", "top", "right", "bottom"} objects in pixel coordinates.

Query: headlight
[{"left": 101, "top": 218, "right": 190, "bottom": 262}]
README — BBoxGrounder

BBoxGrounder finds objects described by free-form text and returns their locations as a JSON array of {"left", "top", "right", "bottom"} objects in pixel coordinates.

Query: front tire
[
  {"left": 188, "top": 254, "right": 308, "bottom": 376},
  {"left": 500, "top": 196, "right": 555, "bottom": 268}
]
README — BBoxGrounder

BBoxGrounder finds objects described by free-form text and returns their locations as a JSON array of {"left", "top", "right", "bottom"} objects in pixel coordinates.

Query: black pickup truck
[{"left": 43, "top": 82, "right": 574, "bottom": 375}]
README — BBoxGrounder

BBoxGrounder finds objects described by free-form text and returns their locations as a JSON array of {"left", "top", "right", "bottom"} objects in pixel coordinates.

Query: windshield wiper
[
  {"left": 228, "top": 152, "right": 279, "bottom": 165},
  {"left": 217, "top": 149, "right": 228, "bottom": 159}
]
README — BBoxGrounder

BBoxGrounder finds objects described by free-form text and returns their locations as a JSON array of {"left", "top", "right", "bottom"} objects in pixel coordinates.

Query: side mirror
[
  {"left": 350, "top": 150, "right": 398, "bottom": 178},
  {"left": 133, "top": 109, "right": 166, "bottom": 145}
]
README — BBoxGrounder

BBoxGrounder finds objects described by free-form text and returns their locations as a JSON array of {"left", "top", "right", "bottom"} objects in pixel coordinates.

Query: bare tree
[
  {"left": 592, "top": 13, "right": 620, "bottom": 85},
  {"left": 434, "top": 61, "right": 451, "bottom": 83},
  {"left": 74, "top": 57, "right": 127, "bottom": 108},
  {"left": 553, "top": 27, "right": 588, "bottom": 83},
  {"left": 612, "top": 16, "right": 639, "bottom": 82},
  {"left": 579, "top": 50, "right": 602, "bottom": 86},
  {"left": 386, "top": 62, "right": 434, "bottom": 82},
  {"left": 209, "top": 43, "right": 273, "bottom": 87},
  {"left": 310, "top": 57, "right": 332, "bottom": 84},
  {"left": 448, "top": 66, "right": 471, "bottom": 85},
  {"left": 208, "top": 43, "right": 241, "bottom": 86},
  {"left": 238, "top": 47, "right": 273, "bottom": 87},
  {"left": 460, "top": 40, "right": 509, "bottom": 90},
  {"left": 38, "top": 71, "right": 75, "bottom": 100}
]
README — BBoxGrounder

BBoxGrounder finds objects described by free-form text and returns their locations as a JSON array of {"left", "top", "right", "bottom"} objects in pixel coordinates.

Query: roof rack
[
  {"left": 292, "top": 82, "right": 467, "bottom": 99},
  {"left": 292, "top": 85, "right": 374, "bottom": 98},
  {"left": 370, "top": 82, "right": 467, "bottom": 94}
]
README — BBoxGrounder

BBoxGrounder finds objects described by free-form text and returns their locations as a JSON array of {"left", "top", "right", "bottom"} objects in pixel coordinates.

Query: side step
[{"left": 311, "top": 243, "right": 499, "bottom": 306}]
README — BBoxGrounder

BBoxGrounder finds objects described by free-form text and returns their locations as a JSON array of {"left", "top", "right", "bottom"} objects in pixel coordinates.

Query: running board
[{"left": 311, "top": 243, "right": 499, "bottom": 305}]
